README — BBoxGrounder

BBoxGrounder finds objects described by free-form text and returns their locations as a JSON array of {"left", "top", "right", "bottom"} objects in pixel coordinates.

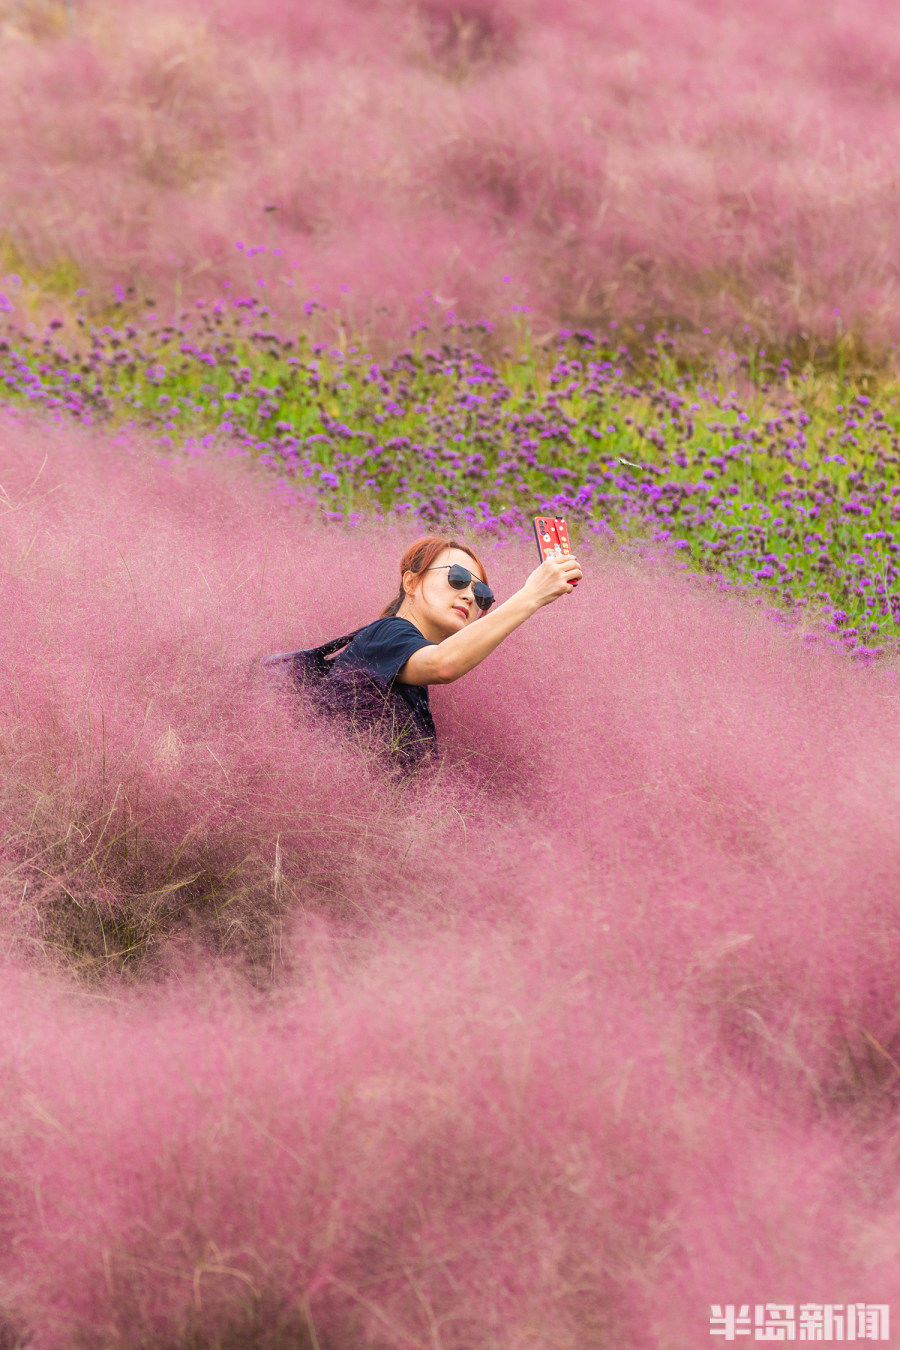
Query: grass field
[
  {"left": 1, "top": 2, "right": 899, "bottom": 1345},
  {"left": 1, "top": 298, "right": 899, "bottom": 1345},
  {"left": 2, "top": 0, "right": 900, "bottom": 354},
  {"left": 1, "top": 405, "right": 899, "bottom": 1347}
]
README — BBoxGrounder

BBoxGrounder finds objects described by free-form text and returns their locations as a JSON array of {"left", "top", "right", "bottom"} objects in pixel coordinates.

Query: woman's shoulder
[
  {"left": 332, "top": 616, "right": 433, "bottom": 683},
  {"left": 351, "top": 616, "right": 430, "bottom": 648}
]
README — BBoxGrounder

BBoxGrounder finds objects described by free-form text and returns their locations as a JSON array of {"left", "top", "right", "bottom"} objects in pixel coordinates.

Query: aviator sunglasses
[{"left": 423, "top": 564, "right": 494, "bottom": 613}]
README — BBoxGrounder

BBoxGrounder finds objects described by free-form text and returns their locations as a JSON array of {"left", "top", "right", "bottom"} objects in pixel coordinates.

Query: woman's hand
[{"left": 518, "top": 553, "right": 583, "bottom": 608}]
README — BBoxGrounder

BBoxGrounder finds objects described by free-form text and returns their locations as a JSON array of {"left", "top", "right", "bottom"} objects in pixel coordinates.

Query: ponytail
[{"left": 380, "top": 590, "right": 405, "bottom": 619}]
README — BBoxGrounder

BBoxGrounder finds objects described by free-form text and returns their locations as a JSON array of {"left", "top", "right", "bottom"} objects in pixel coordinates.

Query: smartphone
[
  {"left": 533, "top": 515, "right": 562, "bottom": 562},
  {"left": 532, "top": 515, "right": 579, "bottom": 586}
]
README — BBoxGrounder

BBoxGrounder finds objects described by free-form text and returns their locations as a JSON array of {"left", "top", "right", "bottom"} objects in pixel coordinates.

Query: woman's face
[{"left": 401, "top": 547, "right": 487, "bottom": 641}]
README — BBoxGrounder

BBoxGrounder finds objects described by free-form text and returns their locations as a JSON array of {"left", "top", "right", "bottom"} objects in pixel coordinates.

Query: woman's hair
[{"left": 380, "top": 535, "right": 488, "bottom": 619}]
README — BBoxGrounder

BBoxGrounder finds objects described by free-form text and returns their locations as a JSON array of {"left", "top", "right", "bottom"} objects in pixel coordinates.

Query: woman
[{"left": 310, "top": 534, "right": 582, "bottom": 773}]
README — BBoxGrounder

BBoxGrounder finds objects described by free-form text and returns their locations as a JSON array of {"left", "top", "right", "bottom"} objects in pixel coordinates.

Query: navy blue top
[{"left": 315, "top": 617, "right": 437, "bottom": 770}]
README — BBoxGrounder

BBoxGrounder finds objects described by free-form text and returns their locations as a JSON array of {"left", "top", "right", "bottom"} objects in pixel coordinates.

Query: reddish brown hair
[{"left": 380, "top": 536, "right": 489, "bottom": 618}]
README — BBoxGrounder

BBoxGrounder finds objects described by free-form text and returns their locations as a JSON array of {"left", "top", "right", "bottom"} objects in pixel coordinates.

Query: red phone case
[
  {"left": 533, "top": 515, "right": 562, "bottom": 561},
  {"left": 532, "top": 516, "right": 579, "bottom": 587},
  {"left": 552, "top": 517, "right": 570, "bottom": 553},
  {"left": 553, "top": 517, "right": 579, "bottom": 586}
]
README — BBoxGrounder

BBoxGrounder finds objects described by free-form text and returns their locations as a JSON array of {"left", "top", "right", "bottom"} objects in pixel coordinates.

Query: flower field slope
[
  {"left": 3, "top": 302, "right": 900, "bottom": 656},
  {"left": 0, "top": 409, "right": 898, "bottom": 1345},
  {"left": 1, "top": 0, "right": 899, "bottom": 355}
]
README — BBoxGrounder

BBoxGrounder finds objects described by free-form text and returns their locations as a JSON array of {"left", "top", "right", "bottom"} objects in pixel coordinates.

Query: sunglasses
[{"left": 424, "top": 564, "right": 494, "bottom": 613}]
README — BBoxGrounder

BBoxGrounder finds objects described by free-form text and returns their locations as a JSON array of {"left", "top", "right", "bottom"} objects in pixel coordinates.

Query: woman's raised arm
[{"left": 398, "top": 552, "right": 582, "bottom": 685}]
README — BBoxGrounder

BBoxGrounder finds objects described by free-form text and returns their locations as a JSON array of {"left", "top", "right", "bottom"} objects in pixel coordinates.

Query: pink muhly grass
[
  {"left": 2, "top": 0, "right": 899, "bottom": 350},
  {"left": 0, "top": 410, "right": 474, "bottom": 975},
  {"left": 438, "top": 535, "right": 900, "bottom": 1119},
  {"left": 1, "top": 948, "right": 895, "bottom": 1348},
  {"left": 2, "top": 413, "right": 900, "bottom": 1340}
]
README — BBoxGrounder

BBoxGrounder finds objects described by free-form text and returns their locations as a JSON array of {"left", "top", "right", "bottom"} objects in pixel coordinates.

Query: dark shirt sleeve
[{"left": 344, "top": 618, "right": 434, "bottom": 688}]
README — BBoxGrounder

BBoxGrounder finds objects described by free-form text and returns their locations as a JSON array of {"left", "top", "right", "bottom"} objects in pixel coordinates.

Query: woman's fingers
[
  {"left": 557, "top": 555, "right": 582, "bottom": 590},
  {"left": 521, "top": 553, "right": 582, "bottom": 607}
]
